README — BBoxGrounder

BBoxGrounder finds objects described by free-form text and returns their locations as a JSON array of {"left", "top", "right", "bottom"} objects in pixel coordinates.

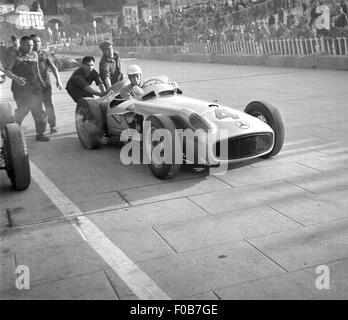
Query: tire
[
  {"left": 75, "top": 99, "right": 102, "bottom": 149},
  {"left": 0, "top": 102, "right": 14, "bottom": 129},
  {"left": 245, "top": 101, "right": 285, "bottom": 158},
  {"left": 3, "top": 123, "right": 31, "bottom": 191},
  {"left": 0, "top": 71, "right": 6, "bottom": 84},
  {"left": 146, "top": 115, "right": 181, "bottom": 180}
]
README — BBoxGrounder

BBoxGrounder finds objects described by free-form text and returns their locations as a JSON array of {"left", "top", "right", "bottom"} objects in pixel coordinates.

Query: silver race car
[{"left": 75, "top": 76, "right": 284, "bottom": 180}]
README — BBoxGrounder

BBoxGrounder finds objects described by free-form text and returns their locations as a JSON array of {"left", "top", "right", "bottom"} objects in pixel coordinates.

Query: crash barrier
[
  {"left": 64, "top": 38, "right": 348, "bottom": 57},
  {"left": 184, "top": 37, "right": 348, "bottom": 56},
  {"left": 57, "top": 41, "right": 348, "bottom": 71}
]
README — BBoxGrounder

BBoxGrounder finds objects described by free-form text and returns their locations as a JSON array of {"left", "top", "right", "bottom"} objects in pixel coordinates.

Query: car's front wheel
[
  {"left": 245, "top": 101, "right": 285, "bottom": 158},
  {"left": 146, "top": 115, "right": 181, "bottom": 180}
]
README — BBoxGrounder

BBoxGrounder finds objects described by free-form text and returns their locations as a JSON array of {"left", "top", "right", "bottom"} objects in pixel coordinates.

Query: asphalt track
[{"left": 1, "top": 58, "right": 348, "bottom": 300}]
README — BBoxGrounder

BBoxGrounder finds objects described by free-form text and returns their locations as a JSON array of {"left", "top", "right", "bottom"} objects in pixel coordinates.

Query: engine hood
[{"left": 149, "top": 95, "right": 273, "bottom": 135}]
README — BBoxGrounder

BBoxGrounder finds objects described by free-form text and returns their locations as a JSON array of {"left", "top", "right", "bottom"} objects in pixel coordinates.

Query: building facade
[{"left": 0, "top": 2, "right": 45, "bottom": 29}]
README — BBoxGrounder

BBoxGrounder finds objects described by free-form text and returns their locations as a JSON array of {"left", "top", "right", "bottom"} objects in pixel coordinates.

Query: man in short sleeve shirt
[
  {"left": 66, "top": 56, "right": 106, "bottom": 103},
  {"left": 98, "top": 40, "right": 123, "bottom": 90},
  {"left": 31, "top": 34, "right": 62, "bottom": 133},
  {"left": 5, "top": 36, "right": 49, "bottom": 141}
]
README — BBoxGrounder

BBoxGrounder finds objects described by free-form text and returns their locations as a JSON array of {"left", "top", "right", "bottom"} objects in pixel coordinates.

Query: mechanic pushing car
[
  {"left": 98, "top": 40, "right": 123, "bottom": 89},
  {"left": 31, "top": 34, "right": 63, "bottom": 134},
  {"left": 120, "top": 64, "right": 144, "bottom": 99},
  {"left": 66, "top": 56, "right": 106, "bottom": 103},
  {"left": 4, "top": 36, "right": 50, "bottom": 142}
]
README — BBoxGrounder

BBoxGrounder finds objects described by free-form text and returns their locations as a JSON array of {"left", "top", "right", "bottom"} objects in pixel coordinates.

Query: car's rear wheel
[
  {"left": 245, "top": 101, "right": 285, "bottom": 158},
  {"left": 75, "top": 100, "right": 101, "bottom": 149},
  {"left": 3, "top": 123, "right": 31, "bottom": 191},
  {"left": 146, "top": 115, "right": 181, "bottom": 180},
  {"left": 0, "top": 102, "right": 14, "bottom": 129}
]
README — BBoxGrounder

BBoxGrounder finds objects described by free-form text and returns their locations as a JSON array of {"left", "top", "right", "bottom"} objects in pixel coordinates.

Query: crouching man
[{"left": 66, "top": 56, "right": 106, "bottom": 103}]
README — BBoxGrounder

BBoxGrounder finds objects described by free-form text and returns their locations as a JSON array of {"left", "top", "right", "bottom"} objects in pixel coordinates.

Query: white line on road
[{"left": 29, "top": 160, "right": 171, "bottom": 300}]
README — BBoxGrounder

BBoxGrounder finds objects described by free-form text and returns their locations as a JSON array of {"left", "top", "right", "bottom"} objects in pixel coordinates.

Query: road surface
[{"left": 1, "top": 58, "right": 348, "bottom": 299}]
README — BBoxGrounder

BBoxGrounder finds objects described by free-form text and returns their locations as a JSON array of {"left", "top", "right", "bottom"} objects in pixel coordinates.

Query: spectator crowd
[{"left": 112, "top": 0, "right": 348, "bottom": 47}]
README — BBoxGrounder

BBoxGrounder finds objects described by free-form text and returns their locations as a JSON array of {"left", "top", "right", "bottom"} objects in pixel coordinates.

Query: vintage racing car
[
  {"left": 75, "top": 76, "right": 285, "bottom": 180},
  {"left": 0, "top": 102, "right": 31, "bottom": 190}
]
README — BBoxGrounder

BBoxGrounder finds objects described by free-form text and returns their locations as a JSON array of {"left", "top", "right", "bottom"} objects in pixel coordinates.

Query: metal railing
[
  {"left": 183, "top": 37, "right": 348, "bottom": 56},
  {"left": 57, "top": 37, "right": 348, "bottom": 58}
]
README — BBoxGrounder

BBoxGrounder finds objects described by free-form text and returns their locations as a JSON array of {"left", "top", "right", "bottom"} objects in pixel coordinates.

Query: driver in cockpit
[{"left": 120, "top": 64, "right": 144, "bottom": 100}]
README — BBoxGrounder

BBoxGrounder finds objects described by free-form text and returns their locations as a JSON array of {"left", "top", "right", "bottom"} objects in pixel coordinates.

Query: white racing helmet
[{"left": 127, "top": 64, "right": 142, "bottom": 76}]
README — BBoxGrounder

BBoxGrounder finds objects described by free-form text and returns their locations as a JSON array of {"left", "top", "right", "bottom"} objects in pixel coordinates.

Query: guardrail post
[
  {"left": 278, "top": 39, "right": 282, "bottom": 55},
  {"left": 305, "top": 39, "right": 310, "bottom": 55},
  {"left": 336, "top": 38, "right": 341, "bottom": 56},
  {"left": 334, "top": 38, "right": 341, "bottom": 56},
  {"left": 320, "top": 37, "right": 325, "bottom": 53},
  {"left": 309, "top": 38, "right": 313, "bottom": 54},
  {"left": 344, "top": 37, "right": 348, "bottom": 55},
  {"left": 299, "top": 38, "right": 304, "bottom": 55},
  {"left": 295, "top": 38, "right": 299, "bottom": 55},
  {"left": 314, "top": 37, "right": 319, "bottom": 53},
  {"left": 266, "top": 40, "right": 271, "bottom": 54},
  {"left": 325, "top": 38, "right": 330, "bottom": 55}
]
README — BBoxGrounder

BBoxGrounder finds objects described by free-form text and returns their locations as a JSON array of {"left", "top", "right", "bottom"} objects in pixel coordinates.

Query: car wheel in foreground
[
  {"left": 75, "top": 100, "right": 101, "bottom": 149},
  {"left": 245, "top": 101, "right": 285, "bottom": 158},
  {"left": 147, "top": 115, "right": 181, "bottom": 180},
  {"left": 3, "top": 123, "right": 31, "bottom": 191}
]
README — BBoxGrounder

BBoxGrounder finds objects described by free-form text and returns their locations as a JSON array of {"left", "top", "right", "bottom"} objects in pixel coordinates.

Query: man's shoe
[
  {"left": 36, "top": 134, "right": 50, "bottom": 142},
  {"left": 50, "top": 126, "right": 58, "bottom": 134}
]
